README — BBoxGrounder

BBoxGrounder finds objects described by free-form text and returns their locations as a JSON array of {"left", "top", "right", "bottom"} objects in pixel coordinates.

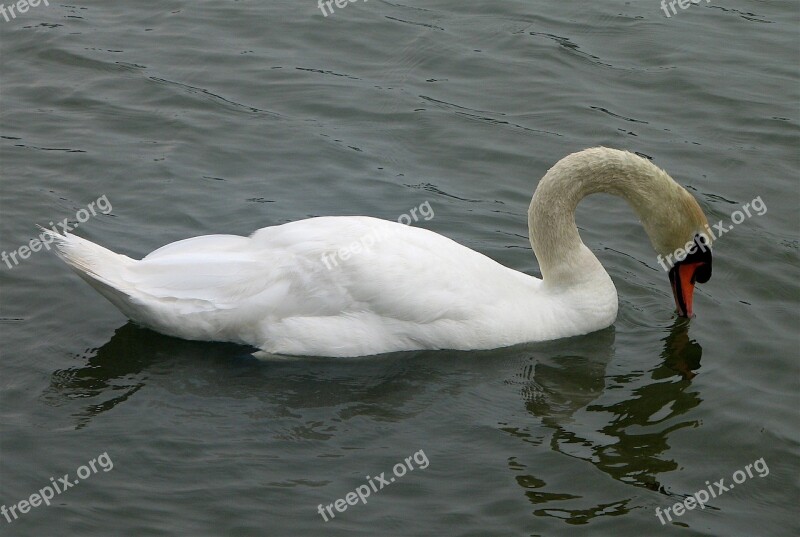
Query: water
[{"left": 1, "top": 1, "right": 798, "bottom": 535}]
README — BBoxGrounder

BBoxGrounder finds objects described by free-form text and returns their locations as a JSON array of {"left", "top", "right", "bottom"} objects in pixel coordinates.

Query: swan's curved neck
[{"left": 528, "top": 148, "right": 691, "bottom": 285}]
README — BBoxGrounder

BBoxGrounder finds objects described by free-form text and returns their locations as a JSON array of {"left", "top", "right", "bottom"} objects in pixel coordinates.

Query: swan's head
[{"left": 650, "top": 188, "right": 713, "bottom": 318}]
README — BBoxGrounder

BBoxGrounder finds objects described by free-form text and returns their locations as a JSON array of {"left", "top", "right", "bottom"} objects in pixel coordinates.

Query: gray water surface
[{"left": 1, "top": 1, "right": 798, "bottom": 536}]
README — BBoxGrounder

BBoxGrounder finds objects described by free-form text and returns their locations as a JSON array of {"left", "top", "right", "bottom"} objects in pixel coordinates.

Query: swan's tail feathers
[{"left": 42, "top": 227, "right": 139, "bottom": 314}]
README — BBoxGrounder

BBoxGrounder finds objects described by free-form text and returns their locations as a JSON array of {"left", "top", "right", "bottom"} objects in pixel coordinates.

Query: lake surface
[{"left": 1, "top": 1, "right": 798, "bottom": 535}]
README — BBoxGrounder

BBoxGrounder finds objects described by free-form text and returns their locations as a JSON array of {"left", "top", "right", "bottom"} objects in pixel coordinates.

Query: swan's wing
[
  {"left": 125, "top": 229, "right": 353, "bottom": 316},
  {"left": 250, "top": 216, "right": 539, "bottom": 322},
  {"left": 143, "top": 234, "right": 252, "bottom": 260},
  {"left": 129, "top": 235, "right": 270, "bottom": 310}
]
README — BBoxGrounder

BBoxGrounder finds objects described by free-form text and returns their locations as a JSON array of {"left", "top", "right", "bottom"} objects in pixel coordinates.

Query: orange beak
[{"left": 669, "top": 262, "right": 704, "bottom": 317}]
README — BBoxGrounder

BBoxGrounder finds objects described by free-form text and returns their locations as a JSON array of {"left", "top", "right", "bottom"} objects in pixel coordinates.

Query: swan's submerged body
[{"left": 51, "top": 148, "right": 712, "bottom": 357}]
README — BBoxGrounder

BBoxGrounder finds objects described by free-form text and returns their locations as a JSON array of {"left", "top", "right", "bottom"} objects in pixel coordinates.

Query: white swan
[{"left": 50, "top": 147, "right": 713, "bottom": 357}]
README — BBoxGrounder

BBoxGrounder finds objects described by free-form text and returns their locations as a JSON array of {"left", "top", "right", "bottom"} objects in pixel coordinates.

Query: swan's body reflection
[
  {"left": 44, "top": 319, "right": 702, "bottom": 525},
  {"left": 44, "top": 323, "right": 443, "bottom": 430}
]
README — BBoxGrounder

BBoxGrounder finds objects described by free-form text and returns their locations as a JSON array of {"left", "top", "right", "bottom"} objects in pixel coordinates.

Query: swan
[{"left": 49, "top": 147, "right": 713, "bottom": 357}]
